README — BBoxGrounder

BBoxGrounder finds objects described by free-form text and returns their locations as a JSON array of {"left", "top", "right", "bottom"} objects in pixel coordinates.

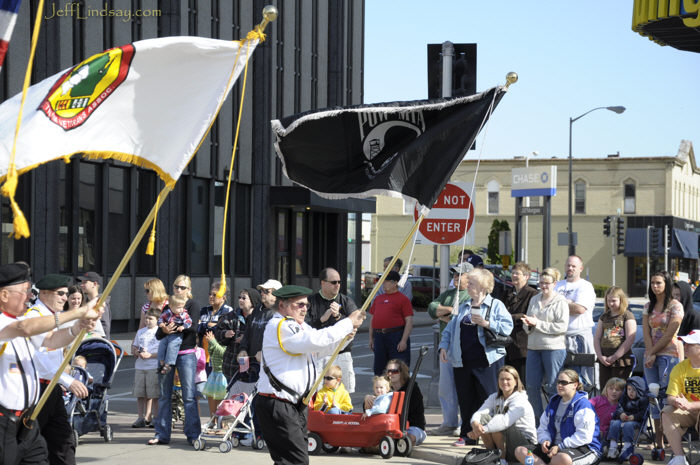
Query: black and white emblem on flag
[{"left": 271, "top": 85, "right": 506, "bottom": 209}]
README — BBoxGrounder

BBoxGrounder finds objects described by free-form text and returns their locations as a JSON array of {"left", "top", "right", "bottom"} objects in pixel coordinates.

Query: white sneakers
[{"left": 667, "top": 455, "right": 689, "bottom": 465}]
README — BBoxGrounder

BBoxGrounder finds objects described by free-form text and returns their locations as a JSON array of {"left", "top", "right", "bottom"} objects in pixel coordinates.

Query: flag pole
[
  {"left": 303, "top": 212, "right": 426, "bottom": 405},
  {"left": 27, "top": 184, "right": 173, "bottom": 425}
]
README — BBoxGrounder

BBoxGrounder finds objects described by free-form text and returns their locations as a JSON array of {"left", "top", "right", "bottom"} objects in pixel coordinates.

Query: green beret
[
  {"left": 272, "top": 285, "right": 313, "bottom": 299},
  {"left": 35, "top": 274, "right": 72, "bottom": 290},
  {"left": 0, "top": 263, "right": 31, "bottom": 288}
]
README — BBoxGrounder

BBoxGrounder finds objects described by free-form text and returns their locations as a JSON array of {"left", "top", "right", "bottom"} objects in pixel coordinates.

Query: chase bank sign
[{"left": 511, "top": 166, "right": 557, "bottom": 198}]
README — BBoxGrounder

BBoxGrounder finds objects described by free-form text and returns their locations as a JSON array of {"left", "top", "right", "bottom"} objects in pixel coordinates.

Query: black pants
[
  {"left": 36, "top": 384, "right": 75, "bottom": 465},
  {"left": 453, "top": 357, "right": 503, "bottom": 439},
  {"left": 0, "top": 414, "right": 48, "bottom": 465},
  {"left": 254, "top": 395, "right": 308, "bottom": 465}
]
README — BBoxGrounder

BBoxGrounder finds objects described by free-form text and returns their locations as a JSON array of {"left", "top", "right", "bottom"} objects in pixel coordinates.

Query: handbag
[
  {"left": 461, "top": 448, "right": 502, "bottom": 465},
  {"left": 482, "top": 301, "right": 513, "bottom": 348}
]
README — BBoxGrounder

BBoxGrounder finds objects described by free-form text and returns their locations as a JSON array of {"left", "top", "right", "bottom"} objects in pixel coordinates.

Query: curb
[{"left": 411, "top": 447, "right": 464, "bottom": 465}]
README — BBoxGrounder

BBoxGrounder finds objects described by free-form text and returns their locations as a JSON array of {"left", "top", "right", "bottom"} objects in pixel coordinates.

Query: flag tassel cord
[
  {"left": 27, "top": 183, "right": 173, "bottom": 425},
  {"left": 0, "top": 0, "right": 46, "bottom": 238},
  {"left": 302, "top": 213, "right": 426, "bottom": 405}
]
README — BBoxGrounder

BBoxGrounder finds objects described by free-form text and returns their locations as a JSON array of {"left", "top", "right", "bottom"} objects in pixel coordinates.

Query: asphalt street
[{"left": 74, "top": 324, "right": 440, "bottom": 464}]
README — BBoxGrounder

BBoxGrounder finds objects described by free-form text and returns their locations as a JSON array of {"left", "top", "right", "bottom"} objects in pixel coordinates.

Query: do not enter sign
[{"left": 413, "top": 182, "right": 475, "bottom": 245}]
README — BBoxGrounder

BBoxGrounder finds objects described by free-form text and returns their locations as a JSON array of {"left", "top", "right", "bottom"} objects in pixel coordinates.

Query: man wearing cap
[
  {"left": 426, "top": 262, "right": 473, "bottom": 436},
  {"left": 375, "top": 256, "right": 412, "bottom": 302},
  {"left": 662, "top": 330, "right": 700, "bottom": 465},
  {"left": 0, "top": 263, "right": 102, "bottom": 465},
  {"left": 306, "top": 267, "right": 359, "bottom": 393},
  {"left": 368, "top": 270, "right": 414, "bottom": 375},
  {"left": 24, "top": 274, "right": 89, "bottom": 465},
  {"left": 77, "top": 271, "right": 111, "bottom": 339},
  {"left": 255, "top": 285, "right": 364, "bottom": 465},
  {"left": 238, "top": 279, "right": 284, "bottom": 364}
]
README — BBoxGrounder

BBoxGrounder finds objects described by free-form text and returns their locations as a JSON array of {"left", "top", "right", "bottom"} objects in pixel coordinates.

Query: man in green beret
[
  {"left": 255, "top": 284, "right": 365, "bottom": 465},
  {"left": 25, "top": 274, "right": 87, "bottom": 465}
]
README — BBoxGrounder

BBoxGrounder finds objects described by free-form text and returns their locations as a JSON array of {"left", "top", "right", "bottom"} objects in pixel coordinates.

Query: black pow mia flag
[{"left": 271, "top": 86, "right": 506, "bottom": 209}]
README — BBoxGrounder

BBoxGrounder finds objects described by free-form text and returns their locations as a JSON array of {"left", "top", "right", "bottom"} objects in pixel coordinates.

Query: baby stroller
[
  {"left": 66, "top": 338, "right": 124, "bottom": 444},
  {"left": 193, "top": 388, "right": 262, "bottom": 452},
  {"left": 609, "top": 357, "right": 665, "bottom": 465}
]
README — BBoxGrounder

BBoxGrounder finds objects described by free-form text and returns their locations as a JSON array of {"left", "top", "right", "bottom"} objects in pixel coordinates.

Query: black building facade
[{"left": 0, "top": 0, "right": 373, "bottom": 331}]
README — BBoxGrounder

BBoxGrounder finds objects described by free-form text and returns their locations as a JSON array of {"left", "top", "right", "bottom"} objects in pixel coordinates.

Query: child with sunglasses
[{"left": 313, "top": 365, "right": 352, "bottom": 414}]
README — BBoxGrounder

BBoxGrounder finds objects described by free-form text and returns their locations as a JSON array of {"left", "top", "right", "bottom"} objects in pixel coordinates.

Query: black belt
[
  {"left": 258, "top": 392, "right": 294, "bottom": 404},
  {"left": 373, "top": 326, "right": 405, "bottom": 334},
  {"left": 0, "top": 404, "right": 26, "bottom": 422}
]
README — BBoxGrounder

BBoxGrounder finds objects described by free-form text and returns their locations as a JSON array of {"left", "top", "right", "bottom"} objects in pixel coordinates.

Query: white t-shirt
[
  {"left": 132, "top": 326, "right": 160, "bottom": 370},
  {"left": 554, "top": 279, "right": 595, "bottom": 333}
]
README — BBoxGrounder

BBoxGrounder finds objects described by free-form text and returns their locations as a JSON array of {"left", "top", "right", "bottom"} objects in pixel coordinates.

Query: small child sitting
[
  {"left": 68, "top": 355, "right": 93, "bottom": 385},
  {"left": 362, "top": 376, "right": 393, "bottom": 419},
  {"left": 590, "top": 377, "right": 625, "bottom": 442},
  {"left": 606, "top": 376, "right": 648, "bottom": 460},
  {"left": 157, "top": 294, "right": 192, "bottom": 374},
  {"left": 313, "top": 365, "right": 352, "bottom": 414}
]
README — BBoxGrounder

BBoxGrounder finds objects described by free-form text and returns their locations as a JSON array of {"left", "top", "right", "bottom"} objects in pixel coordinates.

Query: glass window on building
[
  {"left": 295, "top": 212, "right": 307, "bottom": 275},
  {"left": 135, "top": 171, "right": 157, "bottom": 275},
  {"left": 575, "top": 180, "right": 586, "bottom": 214},
  {"left": 189, "top": 178, "right": 209, "bottom": 275},
  {"left": 233, "top": 183, "right": 251, "bottom": 275},
  {"left": 486, "top": 180, "right": 499, "bottom": 214},
  {"left": 624, "top": 182, "right": 636, "bottom": 214},
  {"left": 107, "top": 166, "right": 130, "bottom": 272},
  {"left": 278, "top": 210, "right": 290, "bottom": 283},
  {"left": 78, "top": 163, "right": 98, "bottom": 271}
]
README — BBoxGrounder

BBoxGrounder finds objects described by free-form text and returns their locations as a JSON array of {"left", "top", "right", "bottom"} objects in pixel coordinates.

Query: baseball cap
[
  {"left": 466, "top": 254, "right": 484, "bottom": 267},
  {"left": 450, "top": 262, "right": 474, "bottom": 274},
  {"left": 678, "top": 330, "right": 700, "bottom": 345},
  {"left": 76, "top": 271, "right": 102, "bottom": 287},
  {"left": 257, "top": 279, "right": 282, "bottom": 291}
]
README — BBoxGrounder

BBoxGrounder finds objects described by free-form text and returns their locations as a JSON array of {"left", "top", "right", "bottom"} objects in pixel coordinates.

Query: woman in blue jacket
[
  {"left": 438, "top": 268, "right": 513, "bottom": 447},
  {"left": 515, "top": 369, "right": 602, "bottom": 465}
]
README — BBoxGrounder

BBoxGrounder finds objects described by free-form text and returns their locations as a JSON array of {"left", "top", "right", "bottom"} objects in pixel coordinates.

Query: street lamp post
[{"left": 567, "top": 105, "right": 626, "bottom": 256}]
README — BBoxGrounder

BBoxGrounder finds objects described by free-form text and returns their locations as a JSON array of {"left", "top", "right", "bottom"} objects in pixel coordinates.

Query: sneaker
[
  {"left": 453, "top": 437, "right": 467, "bottom": 447},
  {"left": 240, "top": 437, "right": 253, "bottom": 447},
  {"left": 428, "top": 425, "right": 460, "bottom": 436},
  {"left": 606, "top": 446, "right": 619, "bottom": 459},
  {"left": 132, "top": 418, "right": 146, "bottom": 428},
  {"left": 668, "top": 456, "right": 689, "bottom": 465},
  {"left": 618, "top": 443, "right": 634, "bottom": 461}
]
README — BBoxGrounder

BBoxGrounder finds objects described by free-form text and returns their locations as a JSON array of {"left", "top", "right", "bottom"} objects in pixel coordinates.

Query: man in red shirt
[{"left": 368, "top": 271, "right": 414, "bottom": 375}]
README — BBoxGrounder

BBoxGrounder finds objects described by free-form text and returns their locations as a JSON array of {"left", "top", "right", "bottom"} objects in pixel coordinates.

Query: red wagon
[{"left": 307, "top": 346, "right": 429, "bottom": 459}]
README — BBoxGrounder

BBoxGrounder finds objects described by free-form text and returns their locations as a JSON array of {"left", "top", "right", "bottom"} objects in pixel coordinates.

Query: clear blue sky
[{"left": 364, "top": 1, "right": 700, "bottom": 160}]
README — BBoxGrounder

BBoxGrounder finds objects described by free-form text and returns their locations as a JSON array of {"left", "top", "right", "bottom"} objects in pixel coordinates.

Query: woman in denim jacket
[{"left": 439, "top": 268, "right": 513, "bottom": 447}]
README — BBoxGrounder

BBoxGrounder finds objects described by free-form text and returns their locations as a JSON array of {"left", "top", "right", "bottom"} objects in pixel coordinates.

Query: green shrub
[{"left": 593, "top": 284, "right": 609, "bottom": 298}]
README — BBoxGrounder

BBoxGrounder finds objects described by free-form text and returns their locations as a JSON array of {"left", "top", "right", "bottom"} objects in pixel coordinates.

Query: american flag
[{"left": 0, "top": 0, "right": 21, "bottom": 72}]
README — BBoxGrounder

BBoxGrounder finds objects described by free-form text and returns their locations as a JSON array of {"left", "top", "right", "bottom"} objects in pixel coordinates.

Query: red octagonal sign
[{"left": 413, "top": 182, "right": 475, "bottom": 245}]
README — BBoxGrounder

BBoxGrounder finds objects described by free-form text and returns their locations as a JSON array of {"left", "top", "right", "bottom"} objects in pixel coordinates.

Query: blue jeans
[
  {"left": 154, "top": 352, "right": 201, "bottom": 443},
  {"left": 607, "top": 419, "right": 640, "bottom": 443},
  {"left": 158, "top": 333, "right": 183, "bottom": 366},
  {"left": 372, "top": 330, "right": 410, "bottom": 375},
  {"left": 644, "top": 354, "right": 678, "bottom": 418},
  {"left": 438, "top": 356, "right": 460, "bottom": 428},
  {"left": 526, "top": 349, "right": 567, "bottom": 424},
  {"left": 326, "top": 408, "right": 350, "bottom": 414}
]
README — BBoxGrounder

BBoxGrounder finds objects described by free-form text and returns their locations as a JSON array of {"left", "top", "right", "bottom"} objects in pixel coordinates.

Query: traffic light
[
  {"left": 603, "top": 216, "right": 612, "bottom": 237},
  {"left": 616, "top": 217, "right": 625, "bottom": 254},
  {"left": 650, "top": 226, "right": 660, "bottom": 255}
]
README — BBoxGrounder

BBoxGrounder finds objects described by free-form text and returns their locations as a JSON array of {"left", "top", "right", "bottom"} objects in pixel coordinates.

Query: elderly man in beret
[
  {"left": 0, "top": 263, "right": 102, "bottom": 465},
  {"left": 255, "top": 285, "right": 365, "bottom": 465},
  {"left": 24, "top": 274, "right": 90, "bottom": 465}
]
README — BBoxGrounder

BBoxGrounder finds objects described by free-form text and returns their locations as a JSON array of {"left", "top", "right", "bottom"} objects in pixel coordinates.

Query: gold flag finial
[
  {"left": 505, "top": 72, "right": 518, "bottom": 89},
  {"left": 258, "top": 5, "right": 278, "bottom": 33}
]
